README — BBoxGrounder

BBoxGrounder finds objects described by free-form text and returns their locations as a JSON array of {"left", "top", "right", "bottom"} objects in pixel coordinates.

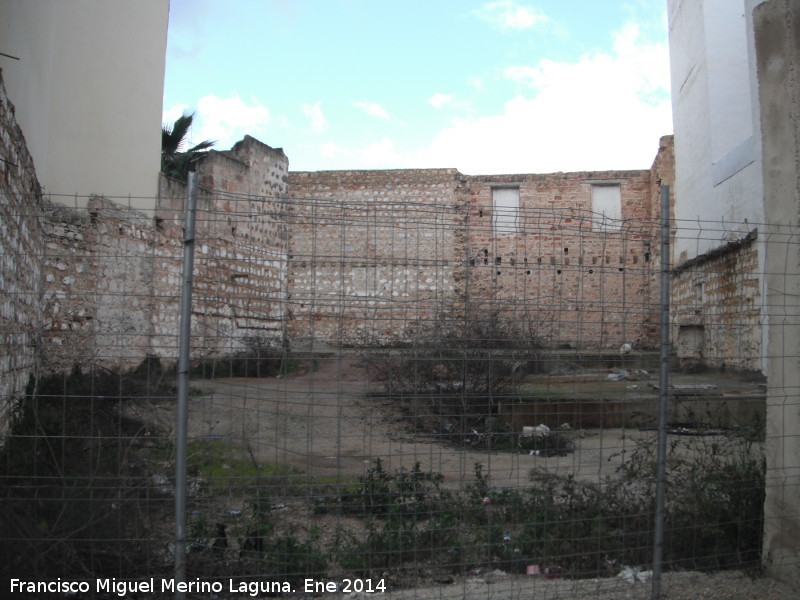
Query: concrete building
[
  {"left": 0, "top": 0, "right": 169, "bottom": 210},
  {"left": 754, "top": 0, "right": 800, "bottom": 586},
  {"left": 668, "top": 0, "right": 800, "bottom": 585}
]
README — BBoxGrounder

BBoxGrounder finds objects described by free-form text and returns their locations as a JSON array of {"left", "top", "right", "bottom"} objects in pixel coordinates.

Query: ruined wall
[
  {"left": 286, "top": 169, "right": 467, "bottom": 348},
  {"left": 287, "top": 155, "right": 666, "bottom": 350},
  {"left": 158, "top": 136, "right": 290, "bottom": 356},
  {"left": 670, "top": 231, "right": 762, "bottom": 372},
  {"left": 0, "top": 73, "right": 44, "bottom": 433},
  {"left": 40, "top": 197, "right": 172, "bottom": 372},
  {"left": 37, "top": 136, "right": 291, "bottom": 374},
  {"left": 464, "top": 167, "right": 659, "bottom": 349}
]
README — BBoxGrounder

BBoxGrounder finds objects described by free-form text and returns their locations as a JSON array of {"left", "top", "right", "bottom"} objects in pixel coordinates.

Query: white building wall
[
  {"left": 667, "top": 0, "right": 769, "bottom": 373},
  {"left": 668, "top": 0, "right": 766, "bottom": 260},
  {"left": 0, "top": 0, "right": 169, "bottom": 211}
]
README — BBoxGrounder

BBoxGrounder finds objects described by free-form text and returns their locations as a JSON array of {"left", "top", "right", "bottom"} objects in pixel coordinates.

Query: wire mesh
[{"left": 1, "top": 185, "right": 797, "bottom": 599}]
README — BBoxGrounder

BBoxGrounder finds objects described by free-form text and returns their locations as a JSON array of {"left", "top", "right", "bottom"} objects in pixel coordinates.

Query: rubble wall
[
  {"left": 286, "top": 169, "right": 468, "bottom": 348},
  {"left": 38, "top": 137, "right": 291, "bottom": 373},
  {"left": 287, "top": 147, "right": 670, "bottom": 350},
  {"left": 0, "top": 74, "right": 44, "bottom": 433},
  {"left": 670, "top": 231, "right": 763, "bottom": 372}
]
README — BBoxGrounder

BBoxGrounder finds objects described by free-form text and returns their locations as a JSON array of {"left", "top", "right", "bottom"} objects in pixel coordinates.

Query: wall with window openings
[
  {"left": 288, "top": 135, "right": 674, "bottom": 349},
  {"left": 465, "top": 167, "right": 663, "bottom": 348},
  {"left": 1, "top": 70, "right": 674, "bottom": 434}
]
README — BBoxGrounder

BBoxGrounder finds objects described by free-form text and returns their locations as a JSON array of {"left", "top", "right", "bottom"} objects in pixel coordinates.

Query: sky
[{"left": 163, "top": 0, "right": 672, "bottom": 175}]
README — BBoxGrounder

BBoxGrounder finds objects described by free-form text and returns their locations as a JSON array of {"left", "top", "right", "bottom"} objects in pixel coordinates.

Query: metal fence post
[
  {"left": 652, "top": 184, "right": 671, "bottom": 599},
  {"left": 175, "top": 171, "right": 198, "bottom": 598}
]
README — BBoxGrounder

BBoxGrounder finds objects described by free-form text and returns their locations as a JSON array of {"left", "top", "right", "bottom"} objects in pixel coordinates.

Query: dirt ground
[
  {"left": 185, "top": 357, "right": 647, "bottom": 489},
  {"left": 175, "top": 356, "right": 796, "bottom": 600},
  {"left": 323, "top": 569, "right": 796, "bottom": 600}
]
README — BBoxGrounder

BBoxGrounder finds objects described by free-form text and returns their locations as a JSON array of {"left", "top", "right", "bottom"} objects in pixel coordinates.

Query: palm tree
[{"left": 161, "top": 112, "right": 215, "bottom": 180}]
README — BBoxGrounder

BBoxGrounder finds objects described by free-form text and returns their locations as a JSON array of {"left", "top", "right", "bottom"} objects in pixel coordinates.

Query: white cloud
[
  {"left": 473, "top": 0, "right": 549, "bottom": 31},
  {"left": 428, "top": 93, "right": 455, "bottom": 109},
  {"left": 428, "top": 92, "right": 472, "bottom": 115},
  {"left": 354, "top": 100, "right": 392, "bottom": 120},
  {"left": 302, "top": 101, "right": 328, "bottom": 133},
  {"left": 467, "top": 76, "right": 486, "bottom": 91},
  {"left": 162, "top": 103, "right": 190, "bottom": 130},
  {"left": 361, "top": 137, "right": 405, "bottom": 168},
  {"left": 411, "top": 22, "right": 672, "bottom": 174},
  {"left": 164, "top": 95, "right": 271, "bottom": 150},
  {"left": 320, "top": 141, "right": 351, "bottom": 159}
]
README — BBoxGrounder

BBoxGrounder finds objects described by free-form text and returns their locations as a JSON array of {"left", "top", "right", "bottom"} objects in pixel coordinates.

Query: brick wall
[
  {"left": 465, "top": 169, "right": 658, "bottom": 348},
  {"left": 0, "top": 74, "right": 44, "bottom": 433}
]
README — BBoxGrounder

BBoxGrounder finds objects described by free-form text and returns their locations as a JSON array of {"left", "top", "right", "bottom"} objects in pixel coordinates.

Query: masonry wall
[
  {"left": 158, "top": 136, "right": 291, "bottom": 356},
  {"left": 287, "top": 146, "right": 670, "bottom": 350},
  {"left": 670, "top": 231, "right": 762, "bottom": 372},
  {"left": 287, "top": 169, "right": 467, "bottom": 348},
  {"left": 37, "top": 136, "right": 291, "bottom": 375},
  {"left": 465, "top": 169, "right": 658, "bottom": 348},
  {"left": 0, "top": 73, "right": 44, "bottom": 434},
  {"left": 40, "top": 197, "right": 172, "bottom": 372}
]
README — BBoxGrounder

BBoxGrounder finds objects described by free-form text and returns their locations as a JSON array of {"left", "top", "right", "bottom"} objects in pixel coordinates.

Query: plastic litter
[
  {"left": 617, "top": 565, "right": 653, "bottom": 584},
  {"left": 526, "top": 565, "right": 541, "bottom": 575},
  {"left": 522, "top": 424, "right": 550, "bottom": 438}
]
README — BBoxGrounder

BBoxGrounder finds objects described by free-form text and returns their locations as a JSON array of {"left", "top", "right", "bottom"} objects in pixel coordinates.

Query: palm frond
[{"left": 161, "top": 111, "right": 216, "bottom": 180}]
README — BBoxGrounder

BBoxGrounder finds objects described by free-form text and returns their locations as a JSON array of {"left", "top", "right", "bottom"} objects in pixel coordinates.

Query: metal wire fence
[{"left": 0, "top": 183, "right": 796, "bottom": 599}]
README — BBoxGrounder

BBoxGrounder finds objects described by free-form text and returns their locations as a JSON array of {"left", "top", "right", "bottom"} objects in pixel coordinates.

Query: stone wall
[
  {"left": 286, "top": 169, "right": 467, "bottom": 348},
  {"left": 40, "top": 197, "right": 173, "bottom": 372},
  {"left": 37, "top": 136, "right": 291, "bottom": 374},
  {"left": 670, "top": 230, "right": 762, "bottom": 372},
  {"left": 2, "top": 62, "right": 672, "bottom": 436},
  {"left": 0, "top": 73, "right": 44, "bottom": 433},
  {"left": 157, "top": 137, "right": 290, "bottom": 356},
  {"left": 287, "top": 143, "right": 673, "bottom": 350}
]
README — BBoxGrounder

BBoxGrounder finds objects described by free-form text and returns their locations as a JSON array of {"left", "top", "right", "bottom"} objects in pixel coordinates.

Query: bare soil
[
  {"left": 171, "top": 356, "right": 796, "bottom": 600},
  {"left": 186, "top": 357, "right": 644, "bottom": 489}
]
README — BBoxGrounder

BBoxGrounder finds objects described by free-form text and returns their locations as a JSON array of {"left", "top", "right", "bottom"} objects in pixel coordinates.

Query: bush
[
  {"left": 365, "top": 303, "right": 551, "bottom": 437},
  {"left": 0, "top": 363, "right": 172, "bottom": 581}
]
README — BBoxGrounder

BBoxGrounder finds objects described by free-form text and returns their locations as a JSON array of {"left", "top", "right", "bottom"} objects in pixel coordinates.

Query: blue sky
[{"left": 163, "top": 0, "right": 672, "bottom": 174}]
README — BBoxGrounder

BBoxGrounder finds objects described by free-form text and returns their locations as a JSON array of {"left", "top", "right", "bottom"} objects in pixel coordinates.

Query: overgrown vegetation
[
  {"left": 192, "top": 335, "right": 310, "bottom": 379},
  {"left": 363, "top": 303, "right": 554, "bottom": 448},
  {"left": 0, "top": 355, "right": 766, "bottom": 588},
  {"left": 0, "top": 362, "right": 174, "bottom": 581}
]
